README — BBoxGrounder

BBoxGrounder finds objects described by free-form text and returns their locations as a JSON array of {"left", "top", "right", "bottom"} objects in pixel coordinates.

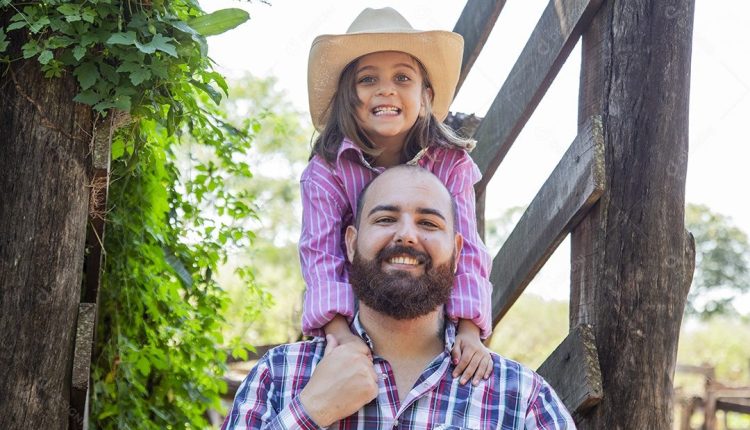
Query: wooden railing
[{"left": 450, "top": 0, "right": 606, "bottom": 420}]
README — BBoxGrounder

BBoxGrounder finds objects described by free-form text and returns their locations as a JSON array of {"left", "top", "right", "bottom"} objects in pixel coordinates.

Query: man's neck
[{"left": 358, "top": 305, "right": 445, "bottom": 362}]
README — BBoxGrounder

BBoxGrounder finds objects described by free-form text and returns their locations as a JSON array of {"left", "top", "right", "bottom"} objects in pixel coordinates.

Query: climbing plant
[{"left": 1, "top": 0, "right": 263, "bottom": 428}]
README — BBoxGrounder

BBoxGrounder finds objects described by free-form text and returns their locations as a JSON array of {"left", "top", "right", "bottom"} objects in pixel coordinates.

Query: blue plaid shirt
[{"left": 222, "top": 316, "right": 575, "bottom": 429}]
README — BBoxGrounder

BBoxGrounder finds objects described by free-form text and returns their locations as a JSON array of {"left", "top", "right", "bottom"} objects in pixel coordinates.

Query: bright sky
[{"left": 202, "top": 0, "right": 750, "bottom": 308}]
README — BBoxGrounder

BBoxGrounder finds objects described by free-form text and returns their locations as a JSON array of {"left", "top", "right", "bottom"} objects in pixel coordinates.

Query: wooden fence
[{"left": 456, "top": 0, "right": 605, "bottom": 420}]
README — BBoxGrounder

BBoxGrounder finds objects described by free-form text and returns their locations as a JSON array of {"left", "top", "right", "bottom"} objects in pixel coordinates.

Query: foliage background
[{"left": 1, "top": 0, "right": 262, "bottom": 428}]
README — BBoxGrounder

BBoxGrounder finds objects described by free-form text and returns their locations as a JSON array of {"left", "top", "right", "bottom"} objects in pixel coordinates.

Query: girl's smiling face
[{"left": 353, "top": 51, "right": 432, "bottom": 154}]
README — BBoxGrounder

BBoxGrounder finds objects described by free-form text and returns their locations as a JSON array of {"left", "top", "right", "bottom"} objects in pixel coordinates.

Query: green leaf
[
  {"left": 99, "top": 62, "right": 119, "bottom": 85},
  {"left": 37, "top": 50, "right": 54, "bottom": 65},
  {"left": 169, "top": 20, "right": 208, "bottom": 57},
  {"left": 74, "top": 62, "right": 99, "bottom": 90},
  {"left": 0, "top": 30, "right": 8, "bottom": 52},
  {"left": 191, "top": 80, "right": 223, "bottom": 105},
  {"left": 56, "top": 3, "right": 81, "bottom": 16},
  {"left": 29, "top": 17, "right": 50, "bottom": 34},
  {"left": 113, "top": 95, "right": 132, "bottom": 111},
  {"left": 111, "top": 139, "right": 125, "bottom": 160},
  {"left": 135, "top": 356, "right": 151, "bottom": 376},
  {"left": 7, "top": 21, "right": 27, "bottom": 31},
  {"left": 187, "top": 8, "right": 249, "bottom": 37},
  {"left": 81, "top": 7, "right": 96, "bottom": 24},
  {"left": 129, "top": 68, "right": 151, "bottom": 86},
  {"left": 206, "top": 71, "right": 229, "bottom": 96},
  {"left": 106, "top": 31, "right": 137, "bottom": 46},
  {"left": 21, "top": 40, "right": 40, "bottom": 59},
  {"left": 72, "top": 45, "right": 86, "bottom": 61},
  {"left": 73, "top": 90, "right": 101, "bottom": 106},
  {"left": 139, "top": 34, "right": 178, "bottom": 57}
]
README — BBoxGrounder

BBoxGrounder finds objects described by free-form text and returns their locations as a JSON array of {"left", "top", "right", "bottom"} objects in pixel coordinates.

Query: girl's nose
[{"left": 376, "top": 84, "right": 396, "bottom": 96}]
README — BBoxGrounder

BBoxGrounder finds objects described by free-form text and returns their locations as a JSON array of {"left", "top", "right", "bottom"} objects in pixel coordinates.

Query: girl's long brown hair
[{"left": 311, "top": 55, "right": 475, "bottom": 164}]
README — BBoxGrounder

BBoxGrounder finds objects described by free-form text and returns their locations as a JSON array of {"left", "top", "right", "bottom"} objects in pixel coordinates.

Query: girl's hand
[
  {"left": 451, "top": 319, "right": 493, "bottom": 385},
  {"left": 324, "top": 314, "right": 371, "bottom": 359}
]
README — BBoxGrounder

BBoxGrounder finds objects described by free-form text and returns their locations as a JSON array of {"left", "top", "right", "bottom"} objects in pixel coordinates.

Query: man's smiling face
[{"left": 346, "top": 166, "right": 463, "bottom": 319}]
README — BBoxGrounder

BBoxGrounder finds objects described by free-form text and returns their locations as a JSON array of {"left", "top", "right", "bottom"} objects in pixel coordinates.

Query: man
[{"left": 222, "top": 166, "right": 575, "bottom": 429}]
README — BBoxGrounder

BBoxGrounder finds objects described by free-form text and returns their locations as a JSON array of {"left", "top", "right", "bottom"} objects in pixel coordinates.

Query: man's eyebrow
[
  {"left": 368, "top": 204, "right": 399, "bottom": 217},
  {"left": 417, "top": 208, "right": 446, "bottom": 221}
]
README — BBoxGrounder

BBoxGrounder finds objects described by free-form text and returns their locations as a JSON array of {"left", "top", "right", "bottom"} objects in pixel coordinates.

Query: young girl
[{"left": 300, "top": 7, "right": 493, "bottom": 385}]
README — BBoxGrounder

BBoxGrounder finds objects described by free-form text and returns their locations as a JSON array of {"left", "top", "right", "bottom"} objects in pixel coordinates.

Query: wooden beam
[
  {"left": 452, "top": 0, "right": 506, "bottom": 93},
  {"left": 490, "top": 117, "right": 604, "bottom": 325},
  {"left": 537, "top": 324, "right": 603, "bottom": 420},
  {"left": 716, "top": 398, "right": 750, "bottom": 415},
  {"left": 471, "top": 0, "right": 604, "bottom": 195},
  {"left": 70, "top": 303, "right": 96, "bottom": 430}
]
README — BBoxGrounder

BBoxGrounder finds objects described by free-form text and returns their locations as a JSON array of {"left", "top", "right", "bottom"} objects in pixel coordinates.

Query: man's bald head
[{"left": 354, "top": 165, "right": 457, "bottom": 231}]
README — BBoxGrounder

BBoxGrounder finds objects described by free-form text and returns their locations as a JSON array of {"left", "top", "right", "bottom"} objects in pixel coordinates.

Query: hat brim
[{"left": 308, "top": 31, "right": 464, "bottom": 131}]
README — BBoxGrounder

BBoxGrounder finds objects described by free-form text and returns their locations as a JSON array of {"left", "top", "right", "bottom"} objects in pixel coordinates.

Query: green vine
[{"left": 1, "top": 0, "right": 264, "bottom": 428}]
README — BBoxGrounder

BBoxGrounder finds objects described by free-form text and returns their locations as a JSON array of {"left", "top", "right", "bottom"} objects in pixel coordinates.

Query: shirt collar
[
  {"left": 351, "top": 311, "right": 456, "bottom": 354},
  {"left": 336, "top": 138, "right": 432, "bottom": 169}
]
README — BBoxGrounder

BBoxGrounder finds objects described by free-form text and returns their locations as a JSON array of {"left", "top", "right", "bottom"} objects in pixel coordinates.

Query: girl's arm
[
  {"left": 299, "top": 165, "right": 358, "bottom": 338},
  {"left": 443, "top": 153, "right": 493, "bottom": 338},
  {"left": 441, "top": 151, "right": 494, "bottom": 384}
]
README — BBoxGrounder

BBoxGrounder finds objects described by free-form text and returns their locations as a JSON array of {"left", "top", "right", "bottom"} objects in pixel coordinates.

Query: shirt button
[{"left": 392, "top": 421, "right": 399, "bottom": 427}]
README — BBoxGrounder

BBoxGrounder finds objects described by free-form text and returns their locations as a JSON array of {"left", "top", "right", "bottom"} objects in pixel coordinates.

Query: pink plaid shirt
[{"left": 299, "top": 139, "right": 492, "bottom": 337}]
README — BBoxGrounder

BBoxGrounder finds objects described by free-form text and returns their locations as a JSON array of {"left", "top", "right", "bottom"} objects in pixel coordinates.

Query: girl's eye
[
  {"left": 358, "top": 76, "right": 376, "bottom": 84},
  {"left": 395, "top": 74, "right": 411, "bottom": 82}
]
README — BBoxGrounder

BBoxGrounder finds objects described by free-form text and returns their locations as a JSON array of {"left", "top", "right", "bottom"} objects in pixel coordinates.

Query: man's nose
[{"left": 393, "top": 220, "right": 417, "bottom": 245}]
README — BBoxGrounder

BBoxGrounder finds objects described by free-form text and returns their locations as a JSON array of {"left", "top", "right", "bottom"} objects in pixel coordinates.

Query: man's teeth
[
  {"left": 389, "top": 256, "right": 418, "bottom": 265},
  {"left": 373, "top": 106, "right": 399, "bottom": 115}
]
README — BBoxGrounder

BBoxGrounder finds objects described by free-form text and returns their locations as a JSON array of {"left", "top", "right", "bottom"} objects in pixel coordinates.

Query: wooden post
[
  {"left": 0, "top": 10, "right": 95, "bottom": 428},
  {"left": 572, "top": 0, "right": 697, "bottom": 428}
]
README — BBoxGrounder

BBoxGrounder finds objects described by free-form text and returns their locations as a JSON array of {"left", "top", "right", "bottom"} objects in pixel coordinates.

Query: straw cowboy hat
[{"left": 307, "top": 7, "right": 464, "bottom": 131}]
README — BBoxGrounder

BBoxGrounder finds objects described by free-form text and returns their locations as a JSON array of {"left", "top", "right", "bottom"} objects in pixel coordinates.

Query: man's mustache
[{"left": 376, "top": 245, "right": 431, "bottom": 267}]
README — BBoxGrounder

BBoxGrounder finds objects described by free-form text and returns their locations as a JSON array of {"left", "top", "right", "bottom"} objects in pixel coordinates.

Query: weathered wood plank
[
  {"left": 716, "top": 398, "right": 750, "bottom": 415},
  {"left": 471, "top": 0, "right": 604, "bottom": 195},
  {"left": 571, "top": 0, "right": 696, "bottom": 427},
  {"left": 70, "top": 303, "right": 96, "bottom": 430},
  {"left": 490, "top": 117, "right": 604, "bottom": 325},
  {"left": 537, "top": 324, "right": 603, "bottom": 420},
  {"left": 452, "top": 0, "right": 506, "bottom": 93}
]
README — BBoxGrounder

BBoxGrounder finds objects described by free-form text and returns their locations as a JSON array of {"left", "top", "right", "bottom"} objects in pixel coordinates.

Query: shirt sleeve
[
  {"left": 524, "top": 376, "right": 577, "bottom": 429},
  {"left": 221, "top": 356, "right": 323, "bottom": 430},
  {"left": 442, "top": 152, "right": 494, "bottom": 338},
  {"left": 299, "top": 165, "right": 356, "bottom": 337}
]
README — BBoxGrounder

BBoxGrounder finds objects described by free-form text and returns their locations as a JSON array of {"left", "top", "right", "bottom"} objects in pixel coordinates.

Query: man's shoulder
[
  {"left": 487, "top": 350, "right": 547, "bottom": 386},
  {"left": 260, "top": 338, "right": 327, "bottom": 363}
]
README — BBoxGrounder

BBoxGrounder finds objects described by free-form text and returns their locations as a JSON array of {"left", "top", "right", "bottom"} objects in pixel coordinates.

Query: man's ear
[
  {"left": 345, "top": 225, "right": 358, "bottom": 263},
  {"left": 453, "top": 233, "right": 464, "bottom": 273}
]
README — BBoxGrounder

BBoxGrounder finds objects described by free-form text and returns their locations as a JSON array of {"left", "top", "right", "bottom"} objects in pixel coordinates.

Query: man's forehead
[{"left": 363, "top": 170, "right": 452, "bottom": 216}]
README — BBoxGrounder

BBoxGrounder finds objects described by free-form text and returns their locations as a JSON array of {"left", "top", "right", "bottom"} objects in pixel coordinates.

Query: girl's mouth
[{"left": 372, "top": 106, "right": 401, "bottom": 116}]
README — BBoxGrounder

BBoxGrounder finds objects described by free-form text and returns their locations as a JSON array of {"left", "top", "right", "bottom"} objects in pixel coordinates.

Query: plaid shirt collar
[{"left": 350, "top": 311, "right": 457, "bottom": 356}]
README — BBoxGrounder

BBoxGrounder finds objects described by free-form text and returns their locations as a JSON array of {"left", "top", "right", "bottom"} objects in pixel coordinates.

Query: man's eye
[
  {"left": 375, "top": 217, "right": 395, "bottom": 224},
  {"left": 419, "top": 220, "right": 439, "bottom": 228}
]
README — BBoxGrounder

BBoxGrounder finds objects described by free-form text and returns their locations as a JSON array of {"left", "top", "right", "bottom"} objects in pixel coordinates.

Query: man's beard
[{"left": 348, "top": 244, "right": 455, "bottom": 320}]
